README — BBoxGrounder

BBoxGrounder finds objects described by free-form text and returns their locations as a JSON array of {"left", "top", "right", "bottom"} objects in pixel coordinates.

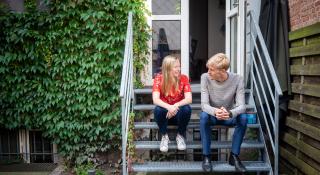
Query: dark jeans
[
  {"left": 154, "top": 105, "right": 192, "bottom": 136},
  {"left": 200, "top": 111, "right": 247, "bottom": 156}
]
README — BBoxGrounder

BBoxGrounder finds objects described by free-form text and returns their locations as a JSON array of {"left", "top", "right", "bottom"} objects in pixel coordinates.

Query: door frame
[
  {"left": 144, "top": 0, "right": 246, "bottom": 85},
  {"left": 226, "top": 0, "right": 246, "bottom": 76}
]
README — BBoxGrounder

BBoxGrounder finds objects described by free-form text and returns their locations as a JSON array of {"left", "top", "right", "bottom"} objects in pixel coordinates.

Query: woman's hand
[{"left": 166, "top": 104, "right": 179, "bottom": 119}]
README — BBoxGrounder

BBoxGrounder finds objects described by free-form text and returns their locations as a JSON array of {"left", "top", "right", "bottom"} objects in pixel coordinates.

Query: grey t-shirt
[{"left": 201, "top": 72, "right": 246, "bottom": 118}]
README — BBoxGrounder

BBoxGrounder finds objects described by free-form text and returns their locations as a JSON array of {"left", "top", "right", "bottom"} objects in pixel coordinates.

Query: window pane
[
  {"left": 0, "top": 129, "right": 19, "bottom": 162},
  {"left": 29, "top": 131, "right": 53, "bottom": 163},
  {"left": 152, "top": 0, "right": 181, "bottom": 15},
  {"left": 230, "top": 16, "right": 238, "bottom": 73},
  {"left": 152, "top": 20, "right": 181, "bottom": 76}
]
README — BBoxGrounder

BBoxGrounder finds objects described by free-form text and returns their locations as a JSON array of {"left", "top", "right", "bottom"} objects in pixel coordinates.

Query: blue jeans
[
  {"left": 154, "top": 105, "right": 192, "bottom": 136},
  {"left": 200, "top": 111, "right": 247, "bottom": 156}
]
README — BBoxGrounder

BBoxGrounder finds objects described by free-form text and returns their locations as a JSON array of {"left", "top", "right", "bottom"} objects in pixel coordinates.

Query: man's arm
[
  {"left": 229, "top": 77, "right": 246, "bottom": 117},
  {"left": 201, "top": 73, "right": 219, "bottom": 116}
]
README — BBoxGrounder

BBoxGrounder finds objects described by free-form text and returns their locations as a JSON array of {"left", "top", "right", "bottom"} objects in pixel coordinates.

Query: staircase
[
  {"left": 120, "top": 10, "right": 282, "bottom": 175},
  {"left": 130, "top": 85, "right": 272, "bottom": 173}
]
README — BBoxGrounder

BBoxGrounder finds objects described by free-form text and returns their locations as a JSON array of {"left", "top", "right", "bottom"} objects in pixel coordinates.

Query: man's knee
[
  {"left": 237, "top": 114, "right": 248, "bottom": 126},
  {"left": 200, "top": 112, "right": 210, "bottom": 124}
]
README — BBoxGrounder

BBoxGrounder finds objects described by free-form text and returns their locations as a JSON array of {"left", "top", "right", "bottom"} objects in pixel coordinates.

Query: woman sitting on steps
[{"left": 152, "top": 55, "right": 192, "bottom": 152}]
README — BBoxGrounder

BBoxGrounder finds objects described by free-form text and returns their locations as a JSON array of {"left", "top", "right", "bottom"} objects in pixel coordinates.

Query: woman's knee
[
  {"left": 154, "top": 106, "right": 166, "bottom": 112},
  {"left": 154, "top": 106, "right": 167, "bottom": 118},
  {"left": 180, "top": 105, "right": 192, "bottom": 115}
]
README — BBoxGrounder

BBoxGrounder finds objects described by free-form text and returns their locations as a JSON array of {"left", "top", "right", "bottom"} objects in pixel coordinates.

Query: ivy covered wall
[{"left": 0, "top": 0, "right": 149, "bottom": 164}]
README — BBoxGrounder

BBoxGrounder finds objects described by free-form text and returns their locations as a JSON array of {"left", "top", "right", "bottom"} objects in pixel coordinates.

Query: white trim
[
  {"left": 238, "top": 0, "right": 246, "bottom": 77},
  {"left": 181, "top": 0, "right": 189, "bottom": 76},
  {"left": 225, "top": 0, "right": 231, "bottom": 62},
  {"left": 152, "top": 15, "right": 181, "bottom": 21},
  {"left": 226, "top": 7, "right": 238, "bottom": 18}
]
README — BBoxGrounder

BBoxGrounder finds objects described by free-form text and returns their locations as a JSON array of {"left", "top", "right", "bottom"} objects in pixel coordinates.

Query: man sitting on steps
[{"left": 200, "top": 53, "right": 247, "bottom": 172}]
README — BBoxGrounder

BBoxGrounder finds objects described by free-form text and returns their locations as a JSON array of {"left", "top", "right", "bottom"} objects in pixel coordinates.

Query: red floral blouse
[{"left": 152, "top": 74, "right": 191, "bottom": 105}]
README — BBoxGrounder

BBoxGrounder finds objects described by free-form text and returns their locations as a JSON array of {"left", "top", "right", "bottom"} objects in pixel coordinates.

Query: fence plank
[
  {"left": 285, "top": 117, "right": 320, "bottom": 141},
  {"left": 291, "top": 83, "right": 320, "bottom": 97},
  {"left": 290, "top": 43, "right": 320, "bottom": 57},
  {"left": 290, "top": 64, "right": 320, "bottom": 76},
  {"left": 289, "top": 22, "right": 320, "bottom": 41},
  {"left": 288, "top": 100, "right": 320, "bottom": 119},
  {"left": 280, "top": 147, "right": 319, "bottom": 175},
  {"left": 282, "top": 133, "right": 320, "bottom": 162}
]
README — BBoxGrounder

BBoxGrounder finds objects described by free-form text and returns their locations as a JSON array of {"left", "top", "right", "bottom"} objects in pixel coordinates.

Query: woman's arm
[
  {"left": 152, "top": 91, "right": 171, "bottom": 109},
  {"left": 174, "top": 92, "right": 192, "bottom": 107},
  {"left": 152, "top": 92, "right": 179, "bottom": 117}
]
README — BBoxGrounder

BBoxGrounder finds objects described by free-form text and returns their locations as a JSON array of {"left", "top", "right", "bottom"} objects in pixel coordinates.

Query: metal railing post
[
  {"left": 274, "top": 90, "right": 279, "bottom": 175},
  {"left": 120, "top": 12, "right": 133, "bottom": 175},
  {"left": 122, "top": 98, "right": 126, "bottom": 175}
]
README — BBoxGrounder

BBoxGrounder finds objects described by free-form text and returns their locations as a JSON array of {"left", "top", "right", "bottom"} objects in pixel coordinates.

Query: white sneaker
[
  {"left": 160, "top": 134, "right": 169, "bottom": 152},
  {"left": 176, "top": 134, "right": 186, "bottom": 150}
]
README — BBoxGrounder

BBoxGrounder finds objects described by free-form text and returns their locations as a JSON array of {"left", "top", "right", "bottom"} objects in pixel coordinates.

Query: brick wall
[{"left": 289, "top": 0, "right": 320, "bottom": 31}]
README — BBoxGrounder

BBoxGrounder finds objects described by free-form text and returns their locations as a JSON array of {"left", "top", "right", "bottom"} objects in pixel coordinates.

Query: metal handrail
[
  {"left": 248, "top": 11, "right": 282, "bottom": 95},
  {"left": 247, "top": 10, "right": 282, "bottom": 175},
  {"left": 120, "top": 12, "right": 133, "bottom": 175}
]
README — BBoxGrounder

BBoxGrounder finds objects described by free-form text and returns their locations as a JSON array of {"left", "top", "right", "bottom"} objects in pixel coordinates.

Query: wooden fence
[{"left": 279, "top": 22, "right": 320, "bottom": 175}]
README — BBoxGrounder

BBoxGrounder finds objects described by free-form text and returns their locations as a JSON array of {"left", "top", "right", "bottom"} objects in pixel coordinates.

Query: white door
[
  {"left": 226, "top": 0, "right": 246, "bottom": 76},
  {"left": 145, "top": 0, "right": 189, "bottom": 85}
]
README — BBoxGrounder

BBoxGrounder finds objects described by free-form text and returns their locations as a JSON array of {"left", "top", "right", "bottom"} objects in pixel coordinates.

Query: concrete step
[
  {"left": 134, "top": 122, "right": 260, "bottom": 129},
  {"left": 134, "top": 140, "right": 264, "bottom": 150},
  {"left": 131, "top": 161, "right": 271, "bottom": 172},
  {"left": 133, "top": 104, "right": 255, "bottom": 111}
]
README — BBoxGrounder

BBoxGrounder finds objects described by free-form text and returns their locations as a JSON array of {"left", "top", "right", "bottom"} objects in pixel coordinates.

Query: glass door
[{"left": 145, "top": 0, "right": 189, "bottom": 85}]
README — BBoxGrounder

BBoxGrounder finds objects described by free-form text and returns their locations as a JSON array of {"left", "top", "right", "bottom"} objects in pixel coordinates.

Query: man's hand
[{"left": 215, "top": 107, "right": 230, "bottom": 120}]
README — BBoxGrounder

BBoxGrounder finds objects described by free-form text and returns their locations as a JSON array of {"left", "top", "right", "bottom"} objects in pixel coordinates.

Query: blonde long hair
[{"left": 161, "top": 55, "right": 180, "bottom": 96}]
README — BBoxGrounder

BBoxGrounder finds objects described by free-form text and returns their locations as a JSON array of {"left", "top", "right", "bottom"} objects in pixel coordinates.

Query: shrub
[{"left": 0, "top": 0, "right": 149, "bottom": 164}]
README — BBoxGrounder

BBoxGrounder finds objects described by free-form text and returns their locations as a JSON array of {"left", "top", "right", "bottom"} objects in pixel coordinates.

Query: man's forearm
[{"left": 229, "top": 105, "right": 246, "bottom": 118}]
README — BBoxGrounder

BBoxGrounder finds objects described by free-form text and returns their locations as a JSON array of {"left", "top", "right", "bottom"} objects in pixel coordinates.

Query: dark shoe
[
  {"left": 229, "top": 153, "right": 246, "bottom": 172},
  {"left": 202, "top": 156, "right": 212, "bottom": 172}
]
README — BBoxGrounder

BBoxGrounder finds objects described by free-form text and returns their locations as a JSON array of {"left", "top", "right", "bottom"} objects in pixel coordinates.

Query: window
[
  {"left": 29, "top": 131, "right": 53, "bottom": 163},
  {"left": 0, "top": 129, "right": 20, "bottom": 163},
  {"left": 152, "top": 20, "right": 181, "bottom": 76}
]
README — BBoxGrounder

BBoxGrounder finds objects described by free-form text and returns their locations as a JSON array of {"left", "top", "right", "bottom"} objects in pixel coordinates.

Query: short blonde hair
[{"left": 206, "top": 53, "right": 230, "bottom": 70}]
